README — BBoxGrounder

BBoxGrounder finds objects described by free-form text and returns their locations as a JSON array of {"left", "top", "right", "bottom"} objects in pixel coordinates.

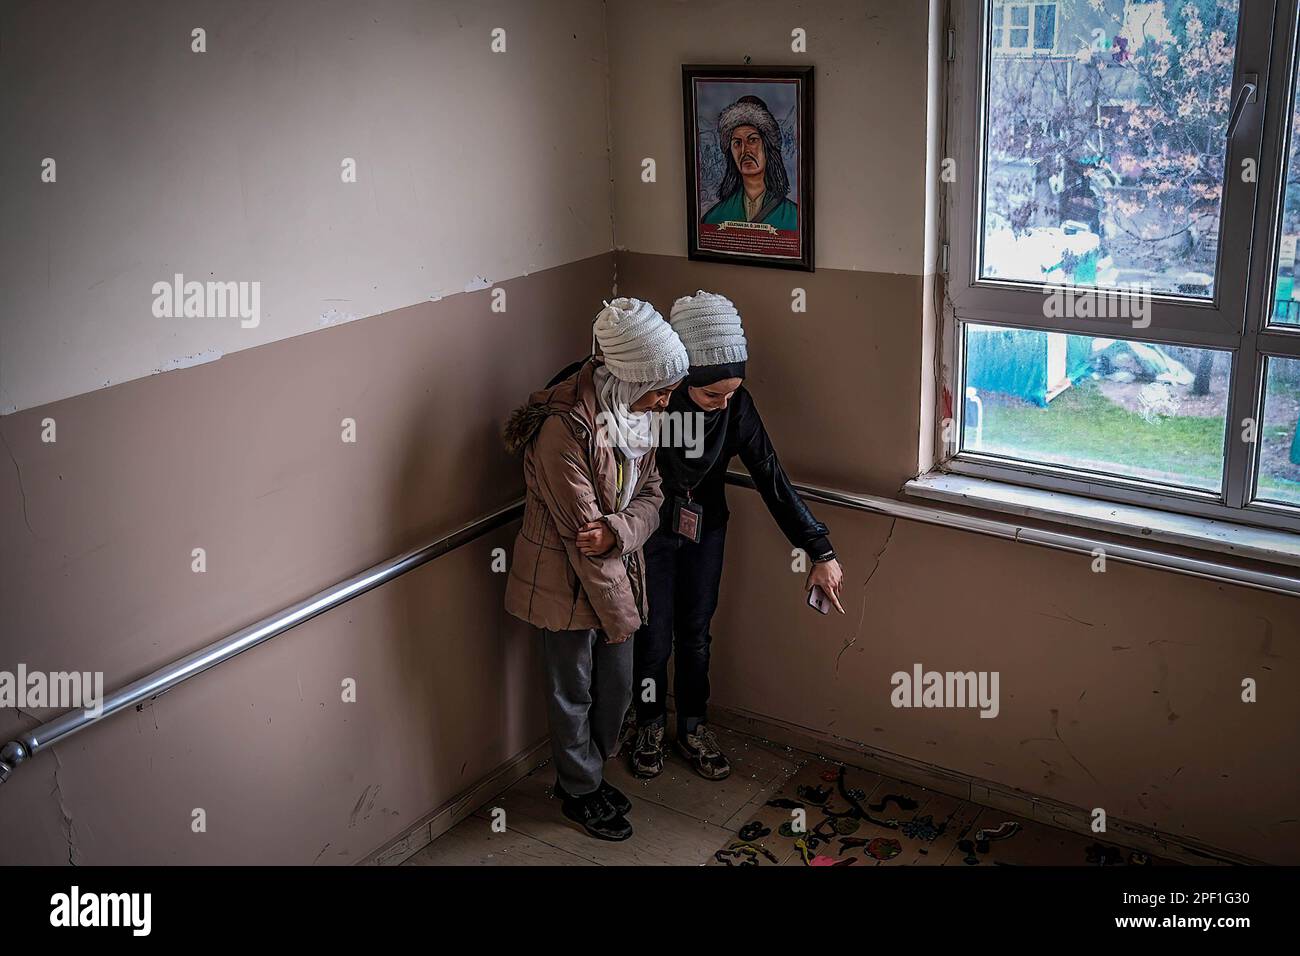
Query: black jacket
[
  {"left": 658, "top": 384, "right": 833, "bottom": 560},
  {"left": 545, "top": 359, "right": 833, "bottom": 560}
]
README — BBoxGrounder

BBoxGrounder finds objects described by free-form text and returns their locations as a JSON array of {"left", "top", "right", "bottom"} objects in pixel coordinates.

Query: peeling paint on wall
[
  {"left": 318, "top": 308, "right": 363, "bottom": 328},
  {"left": 2, "top": 0, "right": 613, "bottom": 415},
  {"left": 156, "top": 348, "right": 223, "bottom": 373}
]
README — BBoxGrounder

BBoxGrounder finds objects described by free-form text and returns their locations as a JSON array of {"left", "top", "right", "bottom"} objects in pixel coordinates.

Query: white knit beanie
[
  {"left": 593, "top": 297, "right": 689, "bottom": 384},
  {"left": 668, "top": 291, "right": 749, "bottom": 367}
]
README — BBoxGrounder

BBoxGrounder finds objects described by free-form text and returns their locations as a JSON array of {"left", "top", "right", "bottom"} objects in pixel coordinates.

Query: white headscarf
[
  {"left": 593, "top": 365, "right": 681, "bottom": 509},
  {"left": 590, "top": 298, "right": 690, "bottom": 509}
]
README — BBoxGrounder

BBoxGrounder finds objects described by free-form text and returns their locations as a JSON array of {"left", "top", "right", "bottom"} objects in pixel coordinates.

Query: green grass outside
[
  {"left": 975, "top": 379, "right": 1300, "bottom": 503},
  {"left": 976, "top": 381, "right": 1226, "bottom": 489}
]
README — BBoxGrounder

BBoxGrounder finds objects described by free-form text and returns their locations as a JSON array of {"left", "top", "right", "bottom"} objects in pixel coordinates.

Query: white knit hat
[
  {"left": 593, "top": 297, "right": 689, "bottom": 384},
  {"left": 668, "top": 291, "right": 749, "bottom": 367}
]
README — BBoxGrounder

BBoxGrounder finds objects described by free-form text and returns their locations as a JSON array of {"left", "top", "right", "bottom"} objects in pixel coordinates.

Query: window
[
  {"left": 1258, "top": 356, "right": 1300, "bottom": 504},
  {"left": 992, "top": 2, "right": 1059, "bottom": 54},
  {"left": 945, "top": 0, "right": 1300, "bottom": 533},
  {"left": 962, "top": 325, "right": 1231, "bottom": 493}
]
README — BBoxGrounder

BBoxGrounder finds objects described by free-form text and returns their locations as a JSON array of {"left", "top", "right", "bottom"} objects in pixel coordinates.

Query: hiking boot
[
  {"left": 631, "top": 722, "right": 666, "bottom": 779},
  {"left": 555, "top": 784, "right": 633, "bottom": 841},
  {"left": 676, "top": 723, "right": 731, "bottom": 780},
  {"left": 618, "top": 703, "right": 638, "bottom": 750},
  {"left": 598, "top": 779, "right": 632, "bottom": 816}
]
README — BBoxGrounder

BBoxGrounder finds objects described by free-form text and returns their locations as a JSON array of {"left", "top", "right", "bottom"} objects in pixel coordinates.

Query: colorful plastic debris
[{"left": 865, "top": 838, "right": 903, "bottom": 861}]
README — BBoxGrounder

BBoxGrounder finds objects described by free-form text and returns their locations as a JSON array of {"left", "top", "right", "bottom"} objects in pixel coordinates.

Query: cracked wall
[
  {"left": 607, "top": 1, "right": 1300, "bottom": 864},
  {"left": 707, "top": 495, "right": 1299, "bottom": 863}
]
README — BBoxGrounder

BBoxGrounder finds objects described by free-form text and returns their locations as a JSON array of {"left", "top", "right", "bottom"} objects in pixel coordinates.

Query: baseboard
[
  {"left": 357, "top": 737, "right": 552, "bottom": 866},
  {"left": 709, "top": 703, "right": 1261, "bottom": 867}
]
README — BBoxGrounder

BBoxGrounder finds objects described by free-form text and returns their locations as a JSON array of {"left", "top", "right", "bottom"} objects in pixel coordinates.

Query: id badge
[{"left": 673, "top": 496, "right": 703, "bottom": 542}]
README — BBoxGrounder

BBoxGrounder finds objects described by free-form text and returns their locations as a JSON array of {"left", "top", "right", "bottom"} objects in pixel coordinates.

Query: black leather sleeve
[{"left": 732, "top": 390, "right": 834, "bottom": 560}]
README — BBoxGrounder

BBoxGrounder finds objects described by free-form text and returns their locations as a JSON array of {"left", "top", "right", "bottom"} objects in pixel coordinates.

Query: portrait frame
[{"left": 682, "top": 64, "right": 814, "bottom": 272}]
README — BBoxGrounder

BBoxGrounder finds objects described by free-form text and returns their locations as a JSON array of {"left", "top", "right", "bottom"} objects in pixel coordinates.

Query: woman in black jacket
[{"left": 629, "top": 291, "right": 844, "bottom": 780}]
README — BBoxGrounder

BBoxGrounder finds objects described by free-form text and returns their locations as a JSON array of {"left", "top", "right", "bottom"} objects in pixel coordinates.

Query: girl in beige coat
[{"left": 503, "top": 298, "right": 688, "bottom": 841}]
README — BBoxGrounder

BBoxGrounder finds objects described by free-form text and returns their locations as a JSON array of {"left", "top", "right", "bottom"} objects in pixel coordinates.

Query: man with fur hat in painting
[{"left": 701, "top": 94, "right": 798, "bottom": 231}]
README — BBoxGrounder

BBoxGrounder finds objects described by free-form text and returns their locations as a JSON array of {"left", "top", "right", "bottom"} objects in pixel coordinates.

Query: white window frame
[{"left": 941, "top": 0, "right": 1300, "bottom": 535}]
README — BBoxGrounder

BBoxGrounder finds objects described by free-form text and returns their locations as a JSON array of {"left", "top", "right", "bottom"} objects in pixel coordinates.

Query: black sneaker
[
  {"left": 554, "top": 783, "right": 633, "bottom": 841},
  {"left": 676, "top": 723, "right": 731, "bottom": 780},
  {"left": 598, "top": 780, "right": 632, "bottom": 816},
  {"left": 631, "top": 722, "right": 666, "bottom": 778}
]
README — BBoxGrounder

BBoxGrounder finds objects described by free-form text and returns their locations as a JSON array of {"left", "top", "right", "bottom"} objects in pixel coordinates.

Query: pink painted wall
[{"left": 0, "top": 256, "right": 611, "bottom": 863}]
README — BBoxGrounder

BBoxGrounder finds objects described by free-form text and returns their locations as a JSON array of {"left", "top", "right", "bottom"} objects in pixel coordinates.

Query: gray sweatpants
[{"left": 540, "top": 628, "right": 633, "bottom": 797}]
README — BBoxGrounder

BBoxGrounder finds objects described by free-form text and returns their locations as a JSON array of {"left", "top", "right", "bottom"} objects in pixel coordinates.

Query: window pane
[
  {"left": 1255, "top": 357, "right": 1300, "bottom": 505},
  {"left": 1033, "top": 5, "right": 1056, "bottom": 51},
  {"left": 962, "top": 324, "right": 1230, "bottom": 492},
  {"left": 1269, "top": 23, "right": 1300, "bottom": 327},
  {"left": 982, "top": 0, "right": 1240, "bottom": 296}
]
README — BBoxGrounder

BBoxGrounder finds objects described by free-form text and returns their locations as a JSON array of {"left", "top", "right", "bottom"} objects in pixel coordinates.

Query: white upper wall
[
  {"left": 0, "top": 0, "right": 613, "bottom": 413},
  {"left": 606, "top": 0, "right": 931, "bottom": 275}
]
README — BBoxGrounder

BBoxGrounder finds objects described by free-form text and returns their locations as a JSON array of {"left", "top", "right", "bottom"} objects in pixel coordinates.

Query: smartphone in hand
[{"left": 807, "top": 584, "right": 833, "bottom": 615}]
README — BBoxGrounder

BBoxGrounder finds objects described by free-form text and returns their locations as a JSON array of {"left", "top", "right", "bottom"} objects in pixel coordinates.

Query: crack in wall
[
  {"left": 51, "top": 747, "right": 81, "bottom": 866},
  {"left": 835, "top": 517, "right": 898, "bottom": 673},
  {"left": 1050, "top": 708, "right": 1100, "bottom": 786},
  {"left": 0, "top": 428, "right": 35, "bottom": 536},
  {"left": 349, "top": 784, "right": 381, "bottom": 828}
]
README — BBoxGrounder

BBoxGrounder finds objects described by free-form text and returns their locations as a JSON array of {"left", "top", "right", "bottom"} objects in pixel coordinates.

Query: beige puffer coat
[{"left": 502, "top": 360, "right": 664, "bottom": 643}]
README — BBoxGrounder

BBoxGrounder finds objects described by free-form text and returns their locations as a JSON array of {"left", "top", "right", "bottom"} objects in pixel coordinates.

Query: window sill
[{"left": 905, "top": 473, "right": 1300, "bottom": 570}]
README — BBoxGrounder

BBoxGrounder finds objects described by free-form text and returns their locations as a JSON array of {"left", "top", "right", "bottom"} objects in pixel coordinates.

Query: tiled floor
[{"left": 403, "top": 724, "right": 1174, "bottom": 867}]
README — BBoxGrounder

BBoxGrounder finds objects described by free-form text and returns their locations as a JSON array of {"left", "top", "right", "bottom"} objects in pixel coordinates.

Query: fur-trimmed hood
[{"left": 501, "top": 359, "right": 598, "bottom": 456}]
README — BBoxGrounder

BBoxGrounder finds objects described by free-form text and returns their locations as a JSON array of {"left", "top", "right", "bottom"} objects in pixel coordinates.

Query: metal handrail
[
  {"left": 725, "top": 472, "right": 1300, "bottom": 598},
  {"left": 0, "top": 499, "right": 524, "bottom": 784},
  {"left": 6, "top": 472, "right": 1293, "bottom": 785}
]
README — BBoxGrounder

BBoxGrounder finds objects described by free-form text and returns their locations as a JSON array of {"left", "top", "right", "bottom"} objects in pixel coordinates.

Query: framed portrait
[{"left": 682, "top": 65, "right": 814, "bottom": 272}]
